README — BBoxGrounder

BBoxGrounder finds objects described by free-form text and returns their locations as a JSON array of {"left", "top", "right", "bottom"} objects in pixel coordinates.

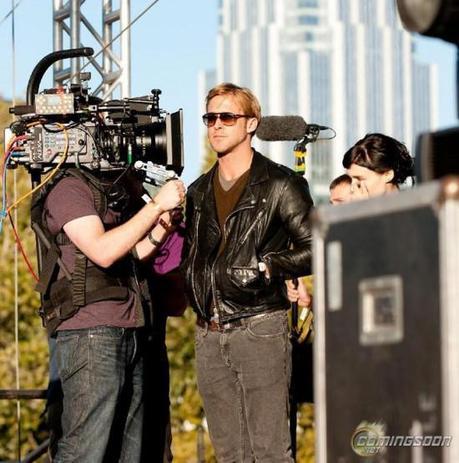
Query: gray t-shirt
[{"left": 43, "top": 176, "right": 138, "bottom": 330}]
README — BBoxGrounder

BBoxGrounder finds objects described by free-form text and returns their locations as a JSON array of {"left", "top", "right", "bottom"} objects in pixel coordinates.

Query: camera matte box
[{"left": 313, "top": 178, "right": 459, "bottom": 463}]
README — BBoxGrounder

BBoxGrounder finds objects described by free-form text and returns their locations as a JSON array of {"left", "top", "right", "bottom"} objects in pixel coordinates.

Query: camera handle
[{"left": 26, "top": 47, "right": 94, "bottom": 105}]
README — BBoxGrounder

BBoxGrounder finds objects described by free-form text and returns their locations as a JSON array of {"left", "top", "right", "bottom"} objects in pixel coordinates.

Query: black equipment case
[{"left": 312, "top": 178, "right": 459, "bottom": 463}]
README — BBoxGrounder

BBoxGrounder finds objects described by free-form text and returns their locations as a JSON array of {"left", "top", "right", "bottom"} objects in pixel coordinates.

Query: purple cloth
[{"left": 153, "top": 223, "right": 185, "bottom": 274}]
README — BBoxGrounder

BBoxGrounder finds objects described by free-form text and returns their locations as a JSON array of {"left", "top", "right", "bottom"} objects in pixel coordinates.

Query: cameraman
[{"left": 43, "top": 169, "right": 185, "bottom": 463}]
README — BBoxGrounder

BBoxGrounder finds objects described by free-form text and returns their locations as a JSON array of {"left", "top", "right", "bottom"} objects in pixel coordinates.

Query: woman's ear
[
  {"left": 384, "top": 169, "right": 395, "bottom": 183},
  {"left": 247, "top": 117, "right": 258, "bottom": 135}
]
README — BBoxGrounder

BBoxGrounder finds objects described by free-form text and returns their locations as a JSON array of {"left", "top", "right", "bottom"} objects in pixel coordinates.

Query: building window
[
  {"left": 298, "top": 0, "right": 318, "bottom": 6},
  {"left": 339, "top": 0, "right": 348, "bottom": 22},
  {"left": 267, "top": 0, "right": 275, "bottom": 23},
  {"left": 247, "top": 1, "right": 258, "bottom": 27},
  {"left": 298, "top": 15, "right": 319, "bottom": 25}
]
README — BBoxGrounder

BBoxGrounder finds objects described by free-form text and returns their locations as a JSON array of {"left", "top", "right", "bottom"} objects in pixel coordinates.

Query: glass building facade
[{"left": 201, "top": 0, "right": 436, "bottom": 200}]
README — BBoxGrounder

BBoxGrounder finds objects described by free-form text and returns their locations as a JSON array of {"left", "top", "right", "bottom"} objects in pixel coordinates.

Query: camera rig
[{"left": 7, "top": 47, "right": 184, "bottom": 184}]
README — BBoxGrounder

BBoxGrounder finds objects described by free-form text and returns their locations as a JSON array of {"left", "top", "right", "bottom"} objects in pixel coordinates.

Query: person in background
[
  {"left": 287, "top": 174, "right": 353, "bottom": 304},
  {"left": 343, "top": 132, "right": 414, "bottom": 199},
  {"left": 288, "top": 133, "right": 414, "bottom": 308},
  {"left": 142, "top": 219, "right": 187, "bottom": 463},
  {"left": 329, "top": 174, "right": 352, "bottom": 205}
]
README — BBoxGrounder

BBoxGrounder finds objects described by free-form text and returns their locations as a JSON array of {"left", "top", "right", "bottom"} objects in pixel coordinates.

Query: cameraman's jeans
[
  {"left": 53, "top": 326, "right": 144, "bottom": 463},
  {"left": 195, "top": 310, "right": 293, "bottom": 463}
]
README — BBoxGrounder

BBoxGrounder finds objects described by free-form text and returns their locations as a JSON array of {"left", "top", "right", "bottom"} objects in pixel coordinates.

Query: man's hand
[
  {"left": 286, "top": 278, "right": 312, "bottom": 308},
  {"left": 154, "top": 180, "right": 186, "bottom": 211}
]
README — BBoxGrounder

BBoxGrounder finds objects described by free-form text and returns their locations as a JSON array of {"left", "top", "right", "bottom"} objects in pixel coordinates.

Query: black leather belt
[{"left": 196, "top": 311, "right": 276, "bottom": 333}]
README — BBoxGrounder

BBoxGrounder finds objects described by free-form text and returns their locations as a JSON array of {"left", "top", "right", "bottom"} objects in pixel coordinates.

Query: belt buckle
[
  {"left": 207, "top": 320, "right": 234, "bottom": 332},
  {"left": 202, "top": 317, "right": 244, "bottom": 332},
  {"left": 221, "top": 321, "right": 232, "bottom": 332},
  {"left": 221, "top": 318, "right": 244, "bottom": 332}
]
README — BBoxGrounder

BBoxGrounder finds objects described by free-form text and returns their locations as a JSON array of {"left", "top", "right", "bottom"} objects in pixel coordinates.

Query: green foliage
[
  {"left": 0, "top": 99, "right": 13, "bottom": 146},
  {"left": 297, "top": 403, "right": 316, "bottom": 462},
  {"left": 0, "top": 97, "right": 48, "bottom": 461},
  {"left": 201, "top": 136, "right": 217, "bottom": 173},
  {"left": 167, "top": 310, "right": 217, "bottom": 462},
  {"left": 0, "top": 181, "right": 49, "bottom": 459}
]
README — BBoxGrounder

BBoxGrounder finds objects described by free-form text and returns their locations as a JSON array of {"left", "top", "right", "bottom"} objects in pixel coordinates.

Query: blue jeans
[
  {"left": 54, "top": 326, "right": 144, "bottom": 463},
  {"left": 195, "top": 310, "right": 293, "bottom": 463}
]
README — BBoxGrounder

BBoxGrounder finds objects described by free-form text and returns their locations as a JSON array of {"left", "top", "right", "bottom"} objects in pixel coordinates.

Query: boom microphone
[
  {"left": 256, "top": 116, "right": 306, "bottom": 141},
  {"left": 256, "top": 115, "right": 329, "bottom": 141}
]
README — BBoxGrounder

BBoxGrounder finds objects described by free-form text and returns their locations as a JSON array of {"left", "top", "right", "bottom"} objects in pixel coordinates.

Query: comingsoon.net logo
[{"left": 351, "top": 422, "right": 452, "bottom": 457}]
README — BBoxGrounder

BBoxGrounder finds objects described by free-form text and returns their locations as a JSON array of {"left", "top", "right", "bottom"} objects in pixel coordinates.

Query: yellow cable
[{"left": 6, "top": 123, "right": 69, "bottom": 212}]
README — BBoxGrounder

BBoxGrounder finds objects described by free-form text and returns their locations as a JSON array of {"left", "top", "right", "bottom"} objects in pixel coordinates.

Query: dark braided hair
[{"left": 342, "top": 133, "right": 414, "bottom": 186}]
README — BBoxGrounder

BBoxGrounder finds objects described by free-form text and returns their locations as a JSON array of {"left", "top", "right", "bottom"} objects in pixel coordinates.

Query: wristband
[
  {"left": 148, "top": 232, "right": 162, "bottom": 247},
  {"left": 159, "top": 218, "right": 173, "bottom": 233}
]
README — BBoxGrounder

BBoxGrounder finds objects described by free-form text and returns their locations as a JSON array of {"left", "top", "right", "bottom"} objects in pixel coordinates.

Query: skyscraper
[{"left": 200, "top": 0, "right": 437, "bottom": 199}]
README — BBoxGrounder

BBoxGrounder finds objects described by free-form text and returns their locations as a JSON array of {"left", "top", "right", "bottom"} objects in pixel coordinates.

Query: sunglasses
[{"left": 202, "top": 112, "right": 251, "bottom": 127}]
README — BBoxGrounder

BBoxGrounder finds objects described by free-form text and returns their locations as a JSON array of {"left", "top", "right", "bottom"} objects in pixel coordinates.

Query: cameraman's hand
[{"left": 154, "top": 180, "right": 186, "bottom": 211}]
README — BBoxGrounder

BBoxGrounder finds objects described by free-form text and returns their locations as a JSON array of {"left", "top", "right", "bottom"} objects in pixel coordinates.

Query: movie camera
[{"left": 7, "top": 47, "right": 183, "bottom": 185}]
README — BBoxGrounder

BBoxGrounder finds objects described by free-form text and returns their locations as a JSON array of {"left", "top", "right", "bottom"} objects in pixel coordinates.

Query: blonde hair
[{"left": 206, "top": 82, "right": 262, "bottom": 123}]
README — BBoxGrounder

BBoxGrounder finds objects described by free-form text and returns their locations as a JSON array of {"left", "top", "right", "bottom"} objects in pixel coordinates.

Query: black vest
[{"left": 31, "top": 168, "right": 151, "bottom": 335}]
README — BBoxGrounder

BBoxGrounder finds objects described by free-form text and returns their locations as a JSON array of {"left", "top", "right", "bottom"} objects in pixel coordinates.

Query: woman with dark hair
[
  {"left": 288, "top": 134, "right": 414, "bottom": 306},
  {"left": 343, "top": 132, "right": 414, "bottom": 198}
]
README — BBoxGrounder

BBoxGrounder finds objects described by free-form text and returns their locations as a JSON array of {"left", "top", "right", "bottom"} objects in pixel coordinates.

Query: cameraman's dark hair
[
  {"left": 329, "top": 174, "right": 352, "bottom": 191},
  {"left": 342, "top": 133, "right": 414, "bottom": 185}
]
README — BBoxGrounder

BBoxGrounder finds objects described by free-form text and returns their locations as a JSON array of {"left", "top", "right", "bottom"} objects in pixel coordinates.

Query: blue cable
[{"left": 0, "top": 150, "right": 13, "bottom": 234}]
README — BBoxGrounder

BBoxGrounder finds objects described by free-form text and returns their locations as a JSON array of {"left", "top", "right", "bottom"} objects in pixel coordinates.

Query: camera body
[{"left": 9, "top": 84, "right": 184, "bottom": 175}]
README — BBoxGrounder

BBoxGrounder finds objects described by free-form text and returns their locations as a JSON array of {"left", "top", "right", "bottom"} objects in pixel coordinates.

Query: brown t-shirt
[
  {"left": 213, "top": 169, "right": 250, "bottom": 255},
  {"left": 44, "top": 176, "right": 138, "bottom": 330}
]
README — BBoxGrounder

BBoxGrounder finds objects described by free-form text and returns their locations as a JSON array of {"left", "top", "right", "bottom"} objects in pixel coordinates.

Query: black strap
[
  {"left": 32, "top": 222, "right": 71, "bottom": 294},
  {"left": 72, "top": 248, "right": 87, "bottom": 307},
  {"left": 35, "top": 242, "right": 61, "bottom": 294},
  {"left": 42, "top": 283, "right": 129, "bottom": 337},
  {"left": 55, "top": 233, "right": 71, "bottom": 245}
]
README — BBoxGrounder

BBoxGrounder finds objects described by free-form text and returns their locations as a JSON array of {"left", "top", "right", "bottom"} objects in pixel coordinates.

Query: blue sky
[{"left": 0, "top": 1, "right": 457, "bottom": 184}]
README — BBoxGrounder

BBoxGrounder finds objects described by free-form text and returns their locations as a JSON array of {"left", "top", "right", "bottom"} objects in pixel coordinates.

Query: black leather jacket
[{"left": 183, "top": 151, "right": 314, "bottom": 323}]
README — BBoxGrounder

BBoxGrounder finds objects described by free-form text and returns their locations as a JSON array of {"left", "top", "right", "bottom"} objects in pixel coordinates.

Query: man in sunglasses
[{"left": 183, "top": 82, "right": 313, "bottom": 462}]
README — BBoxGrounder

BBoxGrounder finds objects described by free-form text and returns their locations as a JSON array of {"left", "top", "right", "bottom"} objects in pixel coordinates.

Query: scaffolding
[
  {"left": 52, "top": 0, "right": 131, "bottom": 98},
  {"left": 1, "top": 3, "right": 133, "bottom": 461}
]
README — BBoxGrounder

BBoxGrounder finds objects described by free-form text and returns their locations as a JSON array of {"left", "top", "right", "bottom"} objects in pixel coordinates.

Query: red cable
[
  {"left": 7, "top": 211, "right": 39, "bottom": 282},
  {"left": 2, "top": 136, "right": 21, "bottom": 179},
  {"left": 3, "top": 135, "right": 39, "bottom": 281}
]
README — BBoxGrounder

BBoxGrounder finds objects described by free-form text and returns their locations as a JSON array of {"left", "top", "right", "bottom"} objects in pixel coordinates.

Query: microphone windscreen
[{"left": 256, "top": 115, "right": 307, "bottom": 141}]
